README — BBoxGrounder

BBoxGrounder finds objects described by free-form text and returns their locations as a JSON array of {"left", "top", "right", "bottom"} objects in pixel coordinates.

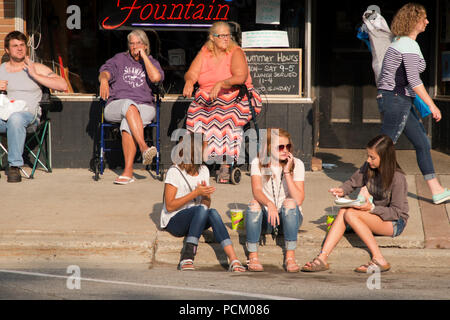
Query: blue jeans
[
  {"left": 377, "top": 90, "right": 435, "bottom": 180},
  {"left": 0, "top": 111, "right": 37, "bottom": 167},
  {"left": 245, "top": 205, "right": 303, "bottom": 252},
  {"left": 165, "top": 205, "right": 232, "bottom": 248}
]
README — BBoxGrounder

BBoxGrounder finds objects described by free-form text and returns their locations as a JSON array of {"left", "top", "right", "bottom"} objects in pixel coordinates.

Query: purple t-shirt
[{"left": 99, "top": 52, "right": 164, "bottom": 105}]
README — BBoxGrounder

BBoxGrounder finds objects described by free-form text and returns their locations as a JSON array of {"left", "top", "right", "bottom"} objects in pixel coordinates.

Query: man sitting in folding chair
[
  {"left": 0, "top": 31, "right": 67, "bottom": 183},
  {"left": 98, "top": 29, "right": 164, "bottom": 185}
]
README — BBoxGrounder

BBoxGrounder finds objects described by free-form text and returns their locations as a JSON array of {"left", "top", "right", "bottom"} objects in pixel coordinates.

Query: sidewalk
[{"left": 0, "top": 149, "right": 449, "bottom": 269}]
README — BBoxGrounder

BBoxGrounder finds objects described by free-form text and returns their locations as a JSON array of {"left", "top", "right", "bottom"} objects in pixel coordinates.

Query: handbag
[{"left": 413, "top": 95, "right": 431, "bottom": 118}]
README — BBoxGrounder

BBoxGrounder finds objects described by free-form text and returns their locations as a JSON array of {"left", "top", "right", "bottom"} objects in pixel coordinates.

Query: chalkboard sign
[{"left": 244, "top": 48, "right": 302, "bottom": 97}]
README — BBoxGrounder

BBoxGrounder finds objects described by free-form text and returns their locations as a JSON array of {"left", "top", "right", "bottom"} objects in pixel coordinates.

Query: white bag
[
  {"left": 362, "top": 8, "right": 393, "bottom": 83},
  {"left": 0, "top": 94, "right": 27, "bottom": 121}
]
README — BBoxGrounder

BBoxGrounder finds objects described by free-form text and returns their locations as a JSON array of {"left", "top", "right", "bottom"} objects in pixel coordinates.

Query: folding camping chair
[
  {"left": 0, "top": 89, "right": 52, "bottom": 179},
  {"left": 91, "top": 83, "right": 164, "bottom": 181}
]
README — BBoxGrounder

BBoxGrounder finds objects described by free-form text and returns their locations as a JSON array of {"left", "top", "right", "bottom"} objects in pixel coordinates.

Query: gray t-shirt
[{"left": 0, "top": 63, "right": 43, "bottom": 118}]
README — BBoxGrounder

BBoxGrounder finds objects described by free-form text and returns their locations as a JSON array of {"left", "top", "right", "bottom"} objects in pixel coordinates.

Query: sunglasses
[{"left": 278, "top": 144, "right": 292, "bottom": 151}]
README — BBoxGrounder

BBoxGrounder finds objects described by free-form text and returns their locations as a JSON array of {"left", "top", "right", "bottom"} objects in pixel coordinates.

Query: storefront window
[
  {"left": 27, "top": 0, "right": 306, "bottom": 96},
  {"left": 437, "top": 0, "right": 450, "bottom": 96}
]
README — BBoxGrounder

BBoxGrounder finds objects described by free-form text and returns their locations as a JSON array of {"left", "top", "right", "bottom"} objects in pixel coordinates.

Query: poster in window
[{"left": 256, "top": 0, "right": 280, "bottom": 25}]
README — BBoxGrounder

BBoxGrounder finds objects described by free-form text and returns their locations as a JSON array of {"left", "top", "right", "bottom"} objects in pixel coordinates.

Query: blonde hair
[
  {"left": 391, "top": 3, "right": 426, "bottom": 36},
  {"left": 204, "top": 22, "right": 238, "bottom": 54},
  {"left": 127, "top": 29, "right": 151, "bottom": 55},
  {"left": 259, "top": 128, "right": 295, "bottom": 177}
]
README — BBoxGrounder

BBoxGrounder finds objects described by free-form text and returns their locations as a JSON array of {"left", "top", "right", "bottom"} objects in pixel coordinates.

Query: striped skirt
[{"left": 186, "top": 87, "right": 262, "bottom": 162}]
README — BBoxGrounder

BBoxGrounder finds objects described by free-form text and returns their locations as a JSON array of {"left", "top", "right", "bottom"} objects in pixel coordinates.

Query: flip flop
[{"left": 113, "top": 176, "right": 135, "bottom": 185}]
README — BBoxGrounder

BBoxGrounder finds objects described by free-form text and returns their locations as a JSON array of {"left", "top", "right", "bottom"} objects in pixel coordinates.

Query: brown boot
[{"left": 7, "top": 166, "right": 21, "bottom": 183}]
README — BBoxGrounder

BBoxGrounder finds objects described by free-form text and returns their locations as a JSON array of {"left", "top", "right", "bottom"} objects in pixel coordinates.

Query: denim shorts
[{"left": 392, "top": 218, "right": 406, "bottom": 237}]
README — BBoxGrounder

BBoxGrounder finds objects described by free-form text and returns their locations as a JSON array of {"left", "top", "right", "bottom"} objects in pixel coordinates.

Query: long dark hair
[
  {"left": 366, "top": 134, "right": 403, "bottom": 191},
  {"left": 176, "top": 132, "right": 204, "bottom": 176}
]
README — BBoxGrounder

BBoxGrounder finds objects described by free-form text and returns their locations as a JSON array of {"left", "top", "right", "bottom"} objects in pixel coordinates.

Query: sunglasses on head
[{"left": 278, "top": 144, "right": 292, "bottom": 151}]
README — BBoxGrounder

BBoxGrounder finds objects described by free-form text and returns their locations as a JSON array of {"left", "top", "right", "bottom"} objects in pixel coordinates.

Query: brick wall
[{"left": 0, "top": 0, "right": 17, "bottom": 58}]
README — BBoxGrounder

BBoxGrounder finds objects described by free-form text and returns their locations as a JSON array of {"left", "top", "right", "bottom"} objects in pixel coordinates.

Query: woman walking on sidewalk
[
  {"left": 160, "top": 133, "right": 245, "bottom": 272},
  {"left": 377, "top": 3, "right": 449, "bottom": 204},
  {"left": 302, "top": 135, "right": 409, "bottom": 273},
  {"left": 246, "top": 128, "right": 305, "bottom": 272}
]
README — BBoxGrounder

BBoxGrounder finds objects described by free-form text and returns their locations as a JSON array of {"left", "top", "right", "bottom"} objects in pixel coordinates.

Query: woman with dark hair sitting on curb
[
  {"left": 160, "top": 132, "right": 246, "bottom": 272},
  {"left": 302, "top": 134, "right": 409, "bottom": 273}
]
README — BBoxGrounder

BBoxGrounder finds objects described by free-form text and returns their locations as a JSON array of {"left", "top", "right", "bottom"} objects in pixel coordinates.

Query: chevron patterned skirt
[{"left": 186, "top": 87, "right": 262, "bottom": 161}]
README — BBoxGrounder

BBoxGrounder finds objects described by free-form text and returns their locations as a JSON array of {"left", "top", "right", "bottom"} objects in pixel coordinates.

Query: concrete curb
[{"left": 0, "top": 163, "right": 448, "bottom": 269}]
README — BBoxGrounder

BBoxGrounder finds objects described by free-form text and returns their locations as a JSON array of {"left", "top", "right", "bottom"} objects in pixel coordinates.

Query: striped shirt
[{"left": 377, "top": 36, "right": 426, "bottom": 97}]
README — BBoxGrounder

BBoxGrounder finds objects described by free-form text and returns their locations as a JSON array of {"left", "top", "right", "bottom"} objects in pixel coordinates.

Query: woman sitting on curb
[
  {"left": 302, "top": 134, "right": 409, "bottom": 273},
  {"left": 246, "top": 128, "right": 305, "bottom": 273},
  {"left": 160, "top": 133, "right": 245, "bottom": 272}
]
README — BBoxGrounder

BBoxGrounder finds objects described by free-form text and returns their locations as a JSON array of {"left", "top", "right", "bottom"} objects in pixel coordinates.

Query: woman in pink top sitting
[{"left": 183, "top": 22, "right": 262, "bottom": 183}]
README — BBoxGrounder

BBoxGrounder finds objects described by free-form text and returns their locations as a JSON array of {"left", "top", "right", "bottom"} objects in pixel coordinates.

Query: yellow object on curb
[
  {"left": 326, "top": 215, "right": 335, "bottom": 231},
  {"left": 230, "top": 209, "right": 245, "bottom": 230}
]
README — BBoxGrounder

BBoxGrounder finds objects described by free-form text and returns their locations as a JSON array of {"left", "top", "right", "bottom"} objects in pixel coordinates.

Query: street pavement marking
[{"left": 0, "top": 269, "right": 299, "bottom": 300}]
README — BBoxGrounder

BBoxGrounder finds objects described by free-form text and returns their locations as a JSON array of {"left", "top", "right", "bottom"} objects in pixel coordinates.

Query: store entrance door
[{"left": 317, "top": 1, "right": 432, "bottom": 149}]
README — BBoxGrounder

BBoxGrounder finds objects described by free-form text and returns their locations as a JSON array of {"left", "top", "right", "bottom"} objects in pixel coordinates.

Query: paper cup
[
  {"left": 326, "top": 215, "right": 335, "bottom": 231},
  {"left": 327, "top": 215, "right": 352, "bottom": 232},
  {"left": 230, "top": 209, "right": 245, "bottom": 230}
]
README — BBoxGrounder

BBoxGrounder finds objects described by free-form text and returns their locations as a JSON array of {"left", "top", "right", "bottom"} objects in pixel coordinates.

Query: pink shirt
[{"left": 197, "top": 46, "right": 253, "bottom": 94}]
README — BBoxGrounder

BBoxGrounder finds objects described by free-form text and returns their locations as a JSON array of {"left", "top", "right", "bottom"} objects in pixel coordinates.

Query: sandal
[
  {"left": 354, "top": 258, "right": 390, "bottom": 273},
  {"left": 113, "top": 176, "right": 135, "bottom": 185},
  {"left": 216, "top": 165, "right": 230, "bottom": 184},
  {"left": 284, "top": 257, "right": 300, "bottom": 273},
  {"left": 228, "top": 260, "right": 246, "bottom": 273},
  {"left": 247, "top": 257, "right": 264, "bottom": 272},
  {"left": 179, "top": 259, "right": 195, "bottom": 271},
  {"left": 301, "top": 257, "right": 329, "bottom": 272}
]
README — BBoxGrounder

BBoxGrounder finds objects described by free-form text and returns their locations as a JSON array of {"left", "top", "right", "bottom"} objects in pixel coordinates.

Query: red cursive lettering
[
  {"left": 102, "top": 0, "right": 142, "bottom": 30},
  {"left": 101, "top": 0, "right": 230, "bottom": 29}
]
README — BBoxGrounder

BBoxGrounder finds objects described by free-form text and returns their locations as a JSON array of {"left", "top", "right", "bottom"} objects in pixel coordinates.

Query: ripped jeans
[
  {"left": 377, "top": 89, "right": 436, "bottom": 180},
  {"left": 245, "top": 199, "right": 303, "bottom": 252}
]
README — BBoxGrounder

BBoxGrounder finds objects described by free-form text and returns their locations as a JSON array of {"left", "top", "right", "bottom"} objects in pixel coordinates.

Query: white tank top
[{"left": 0, "top": 62, "right": 42, "bottom": 118}]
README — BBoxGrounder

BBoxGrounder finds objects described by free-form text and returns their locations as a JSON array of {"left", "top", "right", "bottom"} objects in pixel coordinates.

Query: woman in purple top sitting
[{"left": 99, "top": 29, "right": 164, "bottom": 185}]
